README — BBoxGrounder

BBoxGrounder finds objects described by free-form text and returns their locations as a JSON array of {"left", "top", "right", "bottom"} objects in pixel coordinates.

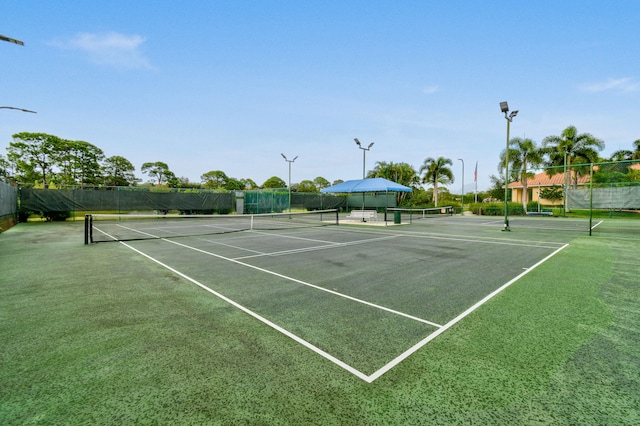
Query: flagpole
[{"left": 474, "top": 161, "right": 478, "bottom": 203}]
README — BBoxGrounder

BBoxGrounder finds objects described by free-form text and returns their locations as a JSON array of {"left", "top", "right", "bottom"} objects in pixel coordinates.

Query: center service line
[{"left": 164, "top": 238, "right": 442, "bottom": 328}]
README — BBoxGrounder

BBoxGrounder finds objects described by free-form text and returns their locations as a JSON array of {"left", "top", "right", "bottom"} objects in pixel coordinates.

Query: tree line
[
  {"left": 0, "top": 132, "right": 339, "bottom": 191},
  {"left": 0, "top": 131, "right": 458, "bottom": 205},
  {"left": 2, "top": 128, "right": 639, "bottom": 207}
]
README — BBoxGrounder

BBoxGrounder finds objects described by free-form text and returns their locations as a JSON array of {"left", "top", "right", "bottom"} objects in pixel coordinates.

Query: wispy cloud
[
  {"left": 580, "top": 77, "right": 639, "bottom": 93},
  {"left": 50, "top": 32, "right": 153, "bottom": 70},
  {"left": 421, "top": 85, "right": 440, "bottom": 95}
]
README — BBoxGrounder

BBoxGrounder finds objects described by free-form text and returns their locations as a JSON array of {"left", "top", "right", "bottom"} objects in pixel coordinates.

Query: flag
[{"left": 474, "top": 161, "right": 478, "bottom": 183}]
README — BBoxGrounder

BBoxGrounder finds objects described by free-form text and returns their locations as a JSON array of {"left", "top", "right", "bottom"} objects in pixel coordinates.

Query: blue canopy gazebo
[
  {"left": 321, "top": 178, "right": 412, "bottom": 221},
  {"left": 320, "top": 178, "right": 413, "bottom": 194}
]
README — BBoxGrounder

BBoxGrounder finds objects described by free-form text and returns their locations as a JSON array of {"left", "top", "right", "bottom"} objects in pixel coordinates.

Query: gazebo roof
[{"left": 321, "top": 178, "right": 412, "bottom": 193}]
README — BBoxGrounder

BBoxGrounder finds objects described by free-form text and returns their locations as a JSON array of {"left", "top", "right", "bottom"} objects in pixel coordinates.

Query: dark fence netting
[
  {"left": 567, "top": 185, "right": 640, "bottom": 209},
  {"left": 19, "top": 187, "right": 234, "bottom": 218},
  {"left": 346, "top": 193, "right": 398, "bottom": 209},
  {"left": 244, "top": 190, "right": 288, "bottom": 213},
  {"left": 244, "top": 190, "right": 346, "bottom": 214},
  {"left": 17, "top": 187, "right": 346, "bottom": 219},
  {"left": 0, "top": 181, "right": 18, "bottom": 231},
  {"left": 291, "top": 192, "right": 346, "bottom": 210}
]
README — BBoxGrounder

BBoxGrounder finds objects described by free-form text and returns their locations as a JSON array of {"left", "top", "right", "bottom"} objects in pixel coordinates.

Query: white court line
[
  {"left": 195, "top": 237, "right": 266, "bottom": 256},
  {"left": 401, "top": 232, "right": 563, "bottom": 249},
  {"left": 98, "top": 225, "right": 567, "bottom": 382},
  {"left": 115, "top": 239, "right": 371, "bottom": 382},
  {"left": 330, "top": 225, "right": 566, "bottom": 250},
  {"left": 329, "top": 224, "right": 568, "bottom": 248},
  {"left": 164, "top": 238, "right": 442, "bottom": 328},
  {"left": 176, "top": 228, "right": 400, "bottom": 259},
  {"left": 590, "top": 220, "right": 604, "bottom": 230},
  {"left": 251, "top": 229, "right": 348, "bottom": 245},
  {"left": 97, "top": 225, "right": 441, "bottom": 327},
  {"left": 194, "top": 227, "right": 354, "bottom": 256},
  {"left": 234, "top": 234, "right": 400, "bottom": 260},
  {"left": 366, "top": 242, "right": 570, "bottom": 382}
]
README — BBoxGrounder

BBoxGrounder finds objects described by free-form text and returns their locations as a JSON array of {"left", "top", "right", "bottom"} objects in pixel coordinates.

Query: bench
[
  {"left": 526, "top": 211, "right": 553, "bottom": 216},
  {"left": 347, "top": 210, "right": 378, "bottom": 221}
]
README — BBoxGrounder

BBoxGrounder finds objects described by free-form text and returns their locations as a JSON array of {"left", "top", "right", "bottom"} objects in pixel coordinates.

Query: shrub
[
  {"left": 43, "top": 211, "right": 71, "bottom": 222},
  {"left": 475, "top": 202, "right": 529, "bottom": 216}
]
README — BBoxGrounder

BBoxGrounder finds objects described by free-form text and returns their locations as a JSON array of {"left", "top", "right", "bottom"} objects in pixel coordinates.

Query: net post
[
  {"left": 84, "top": 214, "right": 90, "bottom": 245},
  {"left": 589, "top": 163, "right": 593, "bottom": 236}
]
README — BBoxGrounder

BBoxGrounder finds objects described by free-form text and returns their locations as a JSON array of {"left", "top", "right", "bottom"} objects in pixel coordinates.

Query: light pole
[
  {"left": 281, "top": 153, "right": 297, "bottom": 212},
  {"left": 354, "top": 138, "right": 374, "bottom": 179},
  {"left": 354, "top": 138, "right": 374, "bottom": 215},
  {"left": 457, "top": 158, "right": 464, "bottom": 213},
  {"left": 500, "top": 101, "right": 518, "bottom": 231}
]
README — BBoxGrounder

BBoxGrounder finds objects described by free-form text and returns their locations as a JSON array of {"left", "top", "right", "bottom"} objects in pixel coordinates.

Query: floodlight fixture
[
  {"left": 501, "top": 101, "right": 518, "bottom": 122},
  {"left": 1, "top": 106, "right": 36, "bottom": 113},
  {"left": 354, "top": 137, "right": 374, "bottom": 180},
  {"left": 0, "top": 34, "right": 24, "bottom": 46}
]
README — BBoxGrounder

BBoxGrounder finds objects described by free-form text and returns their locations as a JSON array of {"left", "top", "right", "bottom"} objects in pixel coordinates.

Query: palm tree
[
  {"left": 632, "top": 139, "right": 640, "bottom": 160},
  {"left": 419, "top": 157, "right": 454, "bottom": 207},
  {"left": 609, "top": 150, "right": 633, "bottom": 161},
  {"left": 368, "top": 161, "right": 419, "bottom": 205},
  {"left": 542, "top": 126, "right": 605, "bottom": 210},
  {"left": 499, "top": 137, "right": 543, "bottom": 209},
  {"left": 368, "top": 161, "right": 420, "bottom": 188}
]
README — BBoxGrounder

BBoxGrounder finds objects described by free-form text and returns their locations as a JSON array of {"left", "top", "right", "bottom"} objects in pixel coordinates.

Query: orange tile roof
[
  {"left": 509, "top": 163, "right": 640, "bottom": 188},
  {"left": 508, "top": 171, "right": 587, "bottom": 188}
]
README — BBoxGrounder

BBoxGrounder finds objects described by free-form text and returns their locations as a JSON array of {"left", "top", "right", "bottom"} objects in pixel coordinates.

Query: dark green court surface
[{"left": 1, "top": 217, "right": 639, "bottom": 424}]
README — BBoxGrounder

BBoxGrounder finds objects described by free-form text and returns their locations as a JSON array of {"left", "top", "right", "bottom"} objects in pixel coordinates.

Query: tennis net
[
  {"left": 385, "top": 206, "right": 453, "bottom": 224},
  {"left": 84, "top": 209, "right": 339, "bottom": 244}
]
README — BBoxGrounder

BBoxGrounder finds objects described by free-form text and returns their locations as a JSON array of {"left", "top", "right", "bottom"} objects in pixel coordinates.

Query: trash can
[{"left": 394, "top": 210, "right": 401, "bottom": 224}]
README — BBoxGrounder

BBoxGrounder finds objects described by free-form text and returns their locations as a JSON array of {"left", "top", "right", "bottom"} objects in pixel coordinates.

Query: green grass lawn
[{"left": 1, "top": 222, "right": 639, "bottom": 424}]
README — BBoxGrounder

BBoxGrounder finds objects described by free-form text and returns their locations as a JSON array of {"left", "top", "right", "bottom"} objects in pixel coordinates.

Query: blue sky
[{"left": 2, "top": 1, "right": 639, "bottom": 191}]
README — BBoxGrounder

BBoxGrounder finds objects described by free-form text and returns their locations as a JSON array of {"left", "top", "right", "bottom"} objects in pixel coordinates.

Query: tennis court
[
  {"left": 86, "top": 211, "right": 570, "bottom": 382},
  {"left": 4, "top": 212, "right": 640, "bottom": 424}
]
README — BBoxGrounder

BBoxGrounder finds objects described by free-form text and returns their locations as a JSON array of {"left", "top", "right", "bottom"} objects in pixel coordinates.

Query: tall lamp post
[
  {"left": 354, "top": 138, "right": 374, "bottom": 215},
  {"left": 354, "top": 138, "right": 374, "bottom": 179},
  {"left": 281, "top": 153, "right": 298, "bottom": 212},
  {"left": 457, "top": 158, "right": 464, "bottom": 213},
  {"left": 500, "top": 101, "right": 518, "bottom": 231}
]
